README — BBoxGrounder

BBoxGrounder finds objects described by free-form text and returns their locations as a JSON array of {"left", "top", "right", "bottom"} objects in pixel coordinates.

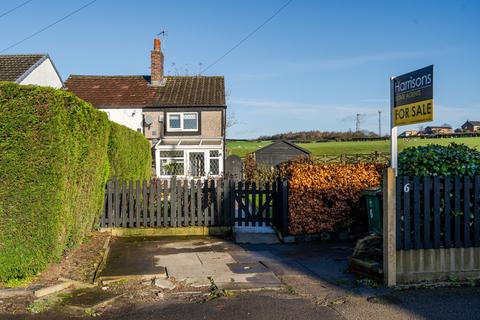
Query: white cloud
[{"left": 285, "top": 48, "right": 458, "bottom": 72}]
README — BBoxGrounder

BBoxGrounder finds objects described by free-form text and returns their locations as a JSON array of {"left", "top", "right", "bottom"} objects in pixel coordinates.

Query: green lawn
[{"left": 226, "top": 137, "right": 480, "bottom": 158}]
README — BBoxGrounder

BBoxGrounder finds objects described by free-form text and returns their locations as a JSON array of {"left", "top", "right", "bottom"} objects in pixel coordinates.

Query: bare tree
[{"left": 226, "top": 110, "right": 238, "bottom": 129}]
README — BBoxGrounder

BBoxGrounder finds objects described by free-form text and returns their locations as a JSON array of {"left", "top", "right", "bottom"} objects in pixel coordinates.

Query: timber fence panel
[{"left": 397, "top": 175, "right": 480, "bottom": 251}]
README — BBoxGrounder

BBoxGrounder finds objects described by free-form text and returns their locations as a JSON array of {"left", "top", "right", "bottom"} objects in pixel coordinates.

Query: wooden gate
[{"left": 230, "top": 180, "right": 288, "bottom": 229}]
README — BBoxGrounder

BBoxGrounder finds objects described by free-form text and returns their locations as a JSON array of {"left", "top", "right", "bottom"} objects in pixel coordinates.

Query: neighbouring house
[
  {"left": 461, "top": 120, "right": 480, "bottom": 132},
  {"left": 254, "top": 140, "right": 310, "bottom": 167},
  {"left": 0, "top": 54, "right": 63, "bottom": 88},
  {"left": 65, "top": 38, "right": 226, "bottom": 178},
  {"left": 399, "top": 130, "right": 419, "bottom": 138},
  {"left": 422, "top": 126, "right": 453, "bottom": 135}
]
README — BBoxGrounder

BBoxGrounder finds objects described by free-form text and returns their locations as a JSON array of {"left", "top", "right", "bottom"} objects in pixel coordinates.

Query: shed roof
[{"left": 254, "top": 140, "right": 311, "bottom": 155}]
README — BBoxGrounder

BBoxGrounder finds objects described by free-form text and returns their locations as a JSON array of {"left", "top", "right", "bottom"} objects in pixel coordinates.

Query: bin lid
[{"left": 362, "top": 187, "right": 382, "bottom": 196}]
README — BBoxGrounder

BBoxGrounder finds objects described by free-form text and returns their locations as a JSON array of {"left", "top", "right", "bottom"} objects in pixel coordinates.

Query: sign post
[
  {"left": 384, "top": 65, "right": 434, "bottom": 286},
  {"left": 390, "top": 65, "right": 434, "bottom": 174},
  {"left": 390, "top": 78, "right": 398, "bottom": 174}
]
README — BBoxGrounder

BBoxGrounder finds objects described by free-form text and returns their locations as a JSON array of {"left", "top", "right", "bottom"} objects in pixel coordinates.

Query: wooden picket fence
[
  {"left": 313, "top": 152, "right": 389, "bottom": 164},
  {"left": 396, "top": 175, "right": 480, "bottom": 250},
  {"left": 100, "top": 177, "right": 289, "bottom": 233}
]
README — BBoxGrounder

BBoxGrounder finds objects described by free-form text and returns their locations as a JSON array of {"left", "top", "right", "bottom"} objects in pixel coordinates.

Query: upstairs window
[{"left": 167, "top": 112, "right": 198, "bottom": 132}]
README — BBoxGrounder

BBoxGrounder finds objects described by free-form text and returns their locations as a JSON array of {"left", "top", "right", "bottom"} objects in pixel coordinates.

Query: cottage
[
  {"left": 461, "top": 121, "right": 480, "bottom": 132},
  {"left": 254, "top": 140, "right": 310, "bottom": 167},
  {"left": 65, "top": 39, "right": 226, "bottom": 178},
  {"left": 0, "top": 54, "right": 63, "bottom": 88}
]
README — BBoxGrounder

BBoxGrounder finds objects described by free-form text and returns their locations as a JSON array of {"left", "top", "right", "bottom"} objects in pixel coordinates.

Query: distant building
[
  {"left": 254, "top": 140, "right": 310, "bottom": 167},
  {"left": 0, "top": 54, "right": 63, "bottom": 88},
  {"left": 461, "top": 121, "right": 480, "bottom": 132},
  {"left": 423, "top": 126, "right": 453, "bottom": 135},
  {"left": 399, "top": 130, "right": 418, "bottom": 137}
]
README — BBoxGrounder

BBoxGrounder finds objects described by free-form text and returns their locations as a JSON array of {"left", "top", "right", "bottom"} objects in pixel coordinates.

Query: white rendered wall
[
  {"left": 100, "top": 108, "right": 143, "bottom": 133},
  {"left": 20, "top": 58, "right": 63, "bottom": 89}
]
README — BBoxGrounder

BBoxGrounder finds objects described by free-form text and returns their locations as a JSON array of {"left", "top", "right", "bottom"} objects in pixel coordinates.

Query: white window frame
[
  {"left": 166, "top": 112, "right": 199, "bottom": 132},
  {"left": 158, "top": 150, "right": 185, "bottom": 176},
  {"left": 154, "top": 139, "right": 224, "bottom": 178}
]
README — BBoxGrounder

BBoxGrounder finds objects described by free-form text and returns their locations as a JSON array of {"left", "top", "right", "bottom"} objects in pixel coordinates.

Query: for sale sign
[{"left": 392, "top": 65, "right": 433, "bottom": 126}]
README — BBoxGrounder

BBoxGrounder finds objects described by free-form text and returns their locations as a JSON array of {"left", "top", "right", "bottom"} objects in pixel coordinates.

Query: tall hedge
[
  {"left": 0, "top": 83, "right": 151, "bottom": 281},
  {"left": 399, "top": 143, "right": 480, "bottom": 176},
  {"left": 108, "top": 122, "right": 152, "bottom": 181}
]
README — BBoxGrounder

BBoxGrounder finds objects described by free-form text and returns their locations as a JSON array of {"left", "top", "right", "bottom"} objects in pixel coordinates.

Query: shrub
[
  {"left": 279, "top": 159, "right": 383, "bottom": 235},
  {"left": 108, "top": 122, "right": 151, "bottom": 181},
  {"left": 398, "top": 143, "right": 480, "bottom": 176},
  {"left": 0, "top": 83, "right": 151, "bottom": 281},
  {"left": 243, "top": 153, "right": 256, "bottom": 180}
]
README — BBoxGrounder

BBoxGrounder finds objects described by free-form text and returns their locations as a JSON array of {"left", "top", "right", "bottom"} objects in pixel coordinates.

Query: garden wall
[
  {"left": 279, "top": 160, "right": 383, "bottom": 235},
  {"left": 0, "top": 83, "right": 151, "bottom": 281}
]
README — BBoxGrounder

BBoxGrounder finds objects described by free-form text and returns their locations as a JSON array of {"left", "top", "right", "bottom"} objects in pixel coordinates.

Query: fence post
[
  {"left": 383, "top": 168, "right": 396, "bottom": 286},
  {"left": 281, "top": 179, "right": 288, "bottom": 235},
  {"left": 223, "top": 178, "right": 231, "bottom": 226}
]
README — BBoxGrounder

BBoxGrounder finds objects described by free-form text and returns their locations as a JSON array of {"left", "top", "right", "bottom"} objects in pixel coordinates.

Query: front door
[{"left": 188, "top": 152, "right": 205, "bottom": 177}]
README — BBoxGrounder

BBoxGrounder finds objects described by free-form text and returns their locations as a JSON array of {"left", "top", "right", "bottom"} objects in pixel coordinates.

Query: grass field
[{"left": 226, "top": 137, "right": 480, "bottom": 158}]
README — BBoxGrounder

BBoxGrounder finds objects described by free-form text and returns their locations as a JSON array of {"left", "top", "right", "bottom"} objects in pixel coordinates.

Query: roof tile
[
  {"left": 0, "top": 54, "right": 45, "bottom": 82},
  {"left": 65, "top": 75, "right": 225, "bottom": 108}
]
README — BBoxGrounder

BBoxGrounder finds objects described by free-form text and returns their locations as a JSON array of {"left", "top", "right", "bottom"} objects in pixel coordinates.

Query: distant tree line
[{"left": 258, "top": 130, "right": 380, "bottom": 141}]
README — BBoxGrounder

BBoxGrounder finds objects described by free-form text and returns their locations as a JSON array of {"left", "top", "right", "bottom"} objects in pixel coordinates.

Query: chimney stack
[{"left": 151, "top": 38, "right": 164, "bottom": 86}]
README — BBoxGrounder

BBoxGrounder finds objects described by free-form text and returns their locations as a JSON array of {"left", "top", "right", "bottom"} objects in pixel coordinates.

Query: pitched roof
[
  {"left": 465, "top": 121, "right": 480, "bottom": 126},
  {"left": 64, "top": 75, "right": 226, "bottom": 108},
  {"left": 255, "top": 140, "right": 311, "bottom": 155},
  {"left": 0, "top": 54, "right": 47, "bottom": 82}
]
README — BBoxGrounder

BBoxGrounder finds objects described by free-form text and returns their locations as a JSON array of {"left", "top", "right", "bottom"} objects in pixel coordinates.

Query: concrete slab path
[{"left": 100, "top": 236, "right": 284, "bottom": 290}]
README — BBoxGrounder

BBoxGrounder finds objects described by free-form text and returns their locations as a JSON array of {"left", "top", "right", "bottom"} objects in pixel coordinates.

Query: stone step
[{"left": 234, "top": 227, "right": 280, "bottom": 244}]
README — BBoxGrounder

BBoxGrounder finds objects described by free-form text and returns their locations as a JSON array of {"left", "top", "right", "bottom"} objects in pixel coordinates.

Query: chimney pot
[{"left": 153, "top": 38, "right": 160, "bottom": 51}]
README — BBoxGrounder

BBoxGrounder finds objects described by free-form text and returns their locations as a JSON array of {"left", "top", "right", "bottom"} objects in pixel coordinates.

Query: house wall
[
  {"left": 100, "top": 108, "right": 143, "bottom": 133},
  {"left": 142, "top": 109, "right": 223, "bottom": 141},
  {"left": 19, "top": 58, "right": 63, "bottom": 89},
  {"left": 142, "top": 111, "right": 163, "bottom": 141},
  {"left": 462, "top": 123, "right": 480, "bottom": 132},
  {"left": 201, "top": 111, "right": 223, "bottom": 137}
]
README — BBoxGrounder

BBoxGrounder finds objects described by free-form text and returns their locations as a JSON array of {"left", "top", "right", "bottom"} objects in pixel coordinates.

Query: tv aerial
[{"left": 157, "top": 29, "right": 168, "bottom": 38}]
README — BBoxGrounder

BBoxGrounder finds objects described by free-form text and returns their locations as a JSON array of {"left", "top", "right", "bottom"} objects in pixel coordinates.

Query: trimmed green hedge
[
  {"left": 0, "top": 83, "right": 151, "bottom": 281},
  {"left": 399, "top": 143, "right": 480, "bottom": 176},
  {"left": 108, "top": 122, "right": 152, "bottom": 181}
]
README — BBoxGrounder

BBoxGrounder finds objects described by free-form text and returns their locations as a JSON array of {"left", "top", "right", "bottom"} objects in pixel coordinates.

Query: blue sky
[{"left": 1, "top": 0, "right": 479, "bottom": 138}]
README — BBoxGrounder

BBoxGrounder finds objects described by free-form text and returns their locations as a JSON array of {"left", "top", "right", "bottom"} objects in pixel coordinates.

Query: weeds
[
  {"left": 207, "top": 277, "right": 230, "bottom": 299},
  {"left": 448, "top": 274, "right": 459, "bottom": 283},
  {"left": 26, "top": 298, "right": 59, "bottom": 314},
  {"left": 3, "top": 276, "right": 35, "bottom": 288},
  {"left": 84, "top": 307, "right": 99, "bottom": 317},
  {"left": 355, "top": 278, "right": 379, "bottom": 288}
]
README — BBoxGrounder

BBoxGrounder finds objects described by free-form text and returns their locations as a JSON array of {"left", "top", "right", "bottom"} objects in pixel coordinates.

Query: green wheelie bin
[{"left": 362, "top": 188, "right": 383, "bottom": 234}]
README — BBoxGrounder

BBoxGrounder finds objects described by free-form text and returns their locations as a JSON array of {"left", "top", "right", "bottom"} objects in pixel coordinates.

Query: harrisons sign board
[{"left": 392, "top": 65, "right": 433, "bottom": 126}]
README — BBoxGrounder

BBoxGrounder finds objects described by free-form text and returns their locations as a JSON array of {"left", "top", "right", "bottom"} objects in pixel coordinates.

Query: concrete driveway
[{"left": 100, "top": 236, "right": 284, "bottom": 290}]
